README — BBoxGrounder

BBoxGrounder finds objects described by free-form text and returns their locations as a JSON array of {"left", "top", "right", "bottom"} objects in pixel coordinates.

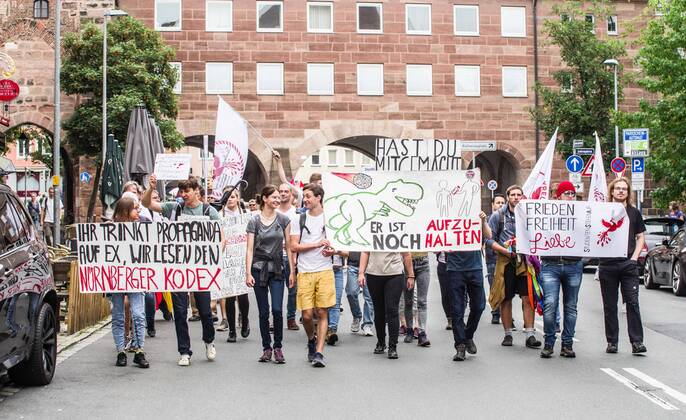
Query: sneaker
[
  {"left": 116, "top": 352, "right": 127, "bottom": 367},
  {"left": 133, "top": 351, "right": 150, "bottom": 368},
  {"left": 399, "top": 325, "right": 407, "bottom": 336},
  {"left": 216, "top": 319, "right": 229, "bottom": 332},
  {"left": 241, "top": 319, "right": 251, "bottom": 338},
  {"left": 465, "top": 339, "right": 477, "bottom": 354},
  {"left": 501, "top": 335, "right": 513, "bottom": 347},
  {"left": 258, "top": 349, "right": 273, "bottom": 363},
  {"left": 205, "top": 342, "right": 217, "bottom": 361},
  {"left": 212, "top": 316, "right": 219, "bottom": 324},
  {"left": 560, "top": 344, "right": 576, "bottom": 358},
  {"left": 351, "top": 317, "right": 362, "bottom": 333},
  {"left": 453, "top": 344, "right": 466, "bottom": 361},
  {"left": 413, "top": 327, "right": 420, "bottom": 339},
  {"left": 188, "top": 314, "right": 201, "bottom": 322},
  {"left": 362, "top": 324, "right": 374, "bottom": 336},
  {"left": 387, "top": 346, "right": 398, "bottom": 359},
  {"left": 606, "top": 343, "right": 618, "bottom": 354},
  {"left": 403, "top": 334, "right": 413, "bottom": 343},
  {"left": 287, "top": 318, "right": 300, "bottom": 331},
  {"left": 631, "top": 342, "right": 647, "bottom": 354},
  {"left": 526, "top": 336, "right": 542, "bottom": 349},
  {"left": 373, "top": 341, "right": 386, "bottom": 354},
  {"left": 178, "top": 354, "right": 191, "bottom": 366},
  {"left": 307, "top": 338, "right": 316, "bottom": 362},
  {"left": 491, "top": 314, "right": 500, "bottom": 324},
  {"left": 446, "top": 318, "right": 453, "bottom": 330},
  {"left": 540, "top": 346, "right": 554, "bottom": 359},
  {"left": 312, "top": 352, "right": 326, "bottom": 367},
  {"left": 417, "top": 331, "right": 431, "bottom": 347},
  {"left": 226, "top": 331, "right": 237, "bottom": 343},
  {"left": 326, "top": 328, "right": 339, "bottom": 346},
  {"left": 147, "top": 328, "right": 156, "bottom": 338},
  {"left": 274, "top": 348, "right": 285, "bottom": 364}
]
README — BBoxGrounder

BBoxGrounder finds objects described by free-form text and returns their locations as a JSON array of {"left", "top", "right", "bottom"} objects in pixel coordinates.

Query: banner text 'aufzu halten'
[{"left": 322, "top": 170, "right": 482, "bottom": 252}]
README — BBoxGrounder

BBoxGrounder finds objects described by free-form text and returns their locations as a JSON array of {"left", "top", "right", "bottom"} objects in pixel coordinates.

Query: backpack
[{"left": 170, "top": 202, "right": 211, "bottom": 221}]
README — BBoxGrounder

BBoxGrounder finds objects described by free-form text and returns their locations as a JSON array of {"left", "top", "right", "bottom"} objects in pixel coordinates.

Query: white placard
[
  {"left": 154, "top": 153, "right": 191, "bottom": 180},
  {"left": 514, "top": 200, "right": 629, "bottom": 258},
  {"left": 213, "top": 214, "right": 251, "bottom": 299},
  {"left": 374, "top": 138, "right": 461, "bottom": 171}
]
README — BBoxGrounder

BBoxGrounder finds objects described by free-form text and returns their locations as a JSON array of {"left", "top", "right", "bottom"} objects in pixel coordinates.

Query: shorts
[
  {"left": 504, "top": 261, "right": 529, "bottom": 300},
  {"left": 296, "top": 270, "right": 336, "bottom": 310}
]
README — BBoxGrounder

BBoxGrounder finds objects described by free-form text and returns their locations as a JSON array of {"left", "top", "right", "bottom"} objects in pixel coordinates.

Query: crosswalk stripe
[
  {"left": 601, "top": 368, "right": 679, "bottom": 411},
  {"left": 623, "top": 368, "right": 686, "bottom": 406}
]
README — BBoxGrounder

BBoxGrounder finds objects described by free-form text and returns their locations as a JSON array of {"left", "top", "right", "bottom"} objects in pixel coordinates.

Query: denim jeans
[
  {"left": 540, "top": 260, "right": 583, "bottom": 347},
  {"left": 486, "top": 263, "right": 500, "bottom": 316},
  {"left": 345, "top": 265, "right": 374, "bottom": 326},
  {"left": 171, "top": 291, "right": 215, "bottom": 356},
  {"left": 111, "top": 293, "right": 146, "bottom": 352},
  {"left": 283, "top": 254, "right": 297, "bottom": 321},
  {"left": 448, "top": 269, "right": 485, "bottom": 346},
  {"left": 253, "top": 268, "right": 285, "bottom": 350},
  {"left": 327, "top": 267, "right": 345, "bottom": 331},
  {"left": 599, "top": 259, "right": 644, "bottom": 344},
  {"left": 403, "top": 257, "right": 430, "bottom": 332}
]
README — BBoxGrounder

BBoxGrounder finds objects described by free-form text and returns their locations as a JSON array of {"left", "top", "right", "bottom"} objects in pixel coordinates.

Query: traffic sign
[
  {"left": 51, "top": 175, "right": 60, "bottom": 186},
  {"left": 569, "top": 173, "right": 581, "bottom": 183},
  {"left": 80, "top": 171, "right": 91, "bottom": 183},
  {"left": 461, "top": 141, "right": 496, "bottom": 152},
  {"left": 572, "top": 181, "right": 584, "bottom": 193},
  {"left": 611, "top": 157, "right": 626, "bottom": 174},
  {"left": 631, "top": 157, "right": 645, "bottom": 173},
  {"left": 566, "top": 155, "right": 584, "bottom": 173},
  {"left": 575, "top": 148, "right": 594, "bottom": 156},
  {"left": 623, "top": 128, "right": 649, "bottom": 157},
  {"left": 487, "top": 180, "right": 498, "bottom": 191},
  {"left": 581, "top": 155, "right": 595, "bottom": 177},
  {"left": 573, "top": 139, "right": 584, "bottom": 149},
  {"left": 632, "top": 172, "right": 645, "bottom": 191}
]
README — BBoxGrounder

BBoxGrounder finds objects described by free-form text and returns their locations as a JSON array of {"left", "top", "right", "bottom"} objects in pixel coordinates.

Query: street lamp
[
  {"left": 603, "top": 58, "right": 619, "bottom": 158},
  {"left": 102, "top": 9, "right": 128, "bottom": 168}
]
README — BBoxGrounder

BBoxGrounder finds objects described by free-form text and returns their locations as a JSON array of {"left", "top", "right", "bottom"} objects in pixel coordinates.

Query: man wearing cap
[{"left": 539, "top": 181, "right": 583, "bottom": 359}]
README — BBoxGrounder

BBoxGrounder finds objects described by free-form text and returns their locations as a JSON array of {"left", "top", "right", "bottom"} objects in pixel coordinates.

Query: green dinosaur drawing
[{"left": 325, "top": 179, "right": 424, "bottom": 246}]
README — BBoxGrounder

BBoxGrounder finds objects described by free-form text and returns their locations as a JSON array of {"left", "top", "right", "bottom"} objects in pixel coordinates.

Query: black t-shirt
[{"left": 602, "top": 204, "right": 646, "bottom": 263}]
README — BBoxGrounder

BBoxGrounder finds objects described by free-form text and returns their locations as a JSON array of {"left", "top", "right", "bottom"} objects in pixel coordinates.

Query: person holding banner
[
  {"left": 487, "top": 185, "right": 542, "bottom": 349},
  {"left": 599, "top": 178, "right": 647, "bottom": 355},
  {"left": 142, "top": 175, "right": 220, "bottom": 366},
  {"left": 246, "top": 185, "right": 295, "bottom": 364},
  {"left": 109, "top": 196, "right": 150, "bottom": 368},
  {"left": 539, "top": 182, "right": 583, "bottom": 359}
]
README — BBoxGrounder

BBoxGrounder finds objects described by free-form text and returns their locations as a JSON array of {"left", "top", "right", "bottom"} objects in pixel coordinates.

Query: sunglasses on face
[{"left": 562, "top": 191, "right": 576, "bottom": 197}]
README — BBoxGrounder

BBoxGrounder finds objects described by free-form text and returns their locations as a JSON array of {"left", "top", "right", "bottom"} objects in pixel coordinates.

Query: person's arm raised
[{"left": 142, "top": 174, "right": 163, "bottom": 213}]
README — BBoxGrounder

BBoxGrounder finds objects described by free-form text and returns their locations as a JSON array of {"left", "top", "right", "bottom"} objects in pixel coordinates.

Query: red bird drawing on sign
[{"left": 597, "top": 216, "right": 624, "bottom": 246}]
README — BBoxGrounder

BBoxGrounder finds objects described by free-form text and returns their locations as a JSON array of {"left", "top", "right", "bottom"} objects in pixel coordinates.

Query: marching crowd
[{"left": 104, "top": 163, "right": 647, "bottom": 369}]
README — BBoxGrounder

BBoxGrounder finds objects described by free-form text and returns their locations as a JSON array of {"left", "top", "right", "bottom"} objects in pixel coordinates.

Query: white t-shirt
[
  {"left": 43, "top": 197, "right": 63, "bottom": 223},
  {"left": 277, "top": 206, "right": 297, "bottom": 258},
  {"left": 290, "top": 211, "right": 332, "bottom": 273}
]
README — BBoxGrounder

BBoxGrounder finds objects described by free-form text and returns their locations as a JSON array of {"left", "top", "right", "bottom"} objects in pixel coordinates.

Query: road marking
[
  {"left": 601, "top": 368, "right": 679, "bottom": 410},
  {"left": 534, "top": 321, "right": 580, "bottom": 342},
  {"left": 623, "top": 368, "right": 686, "bottom": 406}
]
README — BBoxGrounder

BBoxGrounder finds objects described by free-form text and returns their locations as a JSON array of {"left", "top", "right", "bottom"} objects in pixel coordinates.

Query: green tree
[
  {"left": 530, "top": 1, "right": 626, "bottom": 171},
  {"left": 61, "top": 17, "right": 183, "bottom": 218},
  {"left": 616, "top": 0, "right": 686, "bottom": 208}
]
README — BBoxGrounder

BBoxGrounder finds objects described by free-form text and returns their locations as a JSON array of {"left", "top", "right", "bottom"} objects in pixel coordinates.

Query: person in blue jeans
[
  {"left": 539, "top": 181, "right": 583, "bottom": 359},
  {"left": 327, "top": 258, "right": 347, "bottom": 345},
  {"left": 345, "top": 252, "right": 375, "bottom": 336}
]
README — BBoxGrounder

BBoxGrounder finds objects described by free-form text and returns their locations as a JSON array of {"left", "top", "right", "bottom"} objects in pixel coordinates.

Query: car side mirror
[{"left": 662, "top": 238, "right": 670, "bottom": 246}]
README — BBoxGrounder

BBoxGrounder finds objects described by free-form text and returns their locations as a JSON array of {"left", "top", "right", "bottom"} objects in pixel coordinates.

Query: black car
[
  {"left": 0, "top": 184, "right": 58, "bottom": 385},
  {"left": 644, "top": 226, "right": 686, "bottom": 296}
]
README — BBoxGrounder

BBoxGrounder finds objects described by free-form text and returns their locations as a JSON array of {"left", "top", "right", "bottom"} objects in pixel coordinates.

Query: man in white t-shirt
[
  {"left": 41, "top": 187, "right": 63, "bottom": 246},
  {"left": 290, "top": 184, "right": 338, "bottom": 368},
  {"left": 277, "top": 182, "right": 300, "bottom": 331}
]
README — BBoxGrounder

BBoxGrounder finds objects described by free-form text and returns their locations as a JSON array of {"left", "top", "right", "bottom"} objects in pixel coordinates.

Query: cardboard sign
[
  {"left": 212, "top": 214, "right": 251, "bottom": 299},
  {"left": 514, "top": 200, "right": 629, "bottom": 258},
  {"left": 375, "top": 138, "right": 461, "bottom": 171},
  {"left": 153, "top": 153, "right": 191, "bottom": 180},
  {"left": 322, "top": 170, "right": 482, "bottom": 252}
]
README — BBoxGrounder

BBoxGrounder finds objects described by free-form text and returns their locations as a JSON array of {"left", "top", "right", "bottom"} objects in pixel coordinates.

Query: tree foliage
[
  {"left": 616, "top": 0, "right": 686, "bottom": 208},
  {"left": 61, "top": 17, "right": 183, "bottom": 157},
  {"left": 530, "top": 1, "right": 626, "bottom": 171}
]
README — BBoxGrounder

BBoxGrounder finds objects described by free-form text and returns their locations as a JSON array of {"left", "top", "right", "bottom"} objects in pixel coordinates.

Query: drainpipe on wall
[{"left": 533, "top": 0, "right": 540, "bottom": 159}]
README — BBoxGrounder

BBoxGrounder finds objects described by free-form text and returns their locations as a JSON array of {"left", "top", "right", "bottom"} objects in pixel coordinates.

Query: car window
[
  {"left": 0, "top": 193, "right": 29, "bottom": 253},
  {"left": 9, "top": 195, "right": 35, "bottom": 241},
  {"left": 644, "top": 222, "right": 677, "bottom": 236},
  {"left": 669, "top": 230, "right": 685, "bottom": 247}
]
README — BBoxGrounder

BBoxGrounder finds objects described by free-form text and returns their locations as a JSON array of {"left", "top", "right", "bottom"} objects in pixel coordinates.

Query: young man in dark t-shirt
[{"left": 598, "top": 178, "right": 647, "bottom": 355}]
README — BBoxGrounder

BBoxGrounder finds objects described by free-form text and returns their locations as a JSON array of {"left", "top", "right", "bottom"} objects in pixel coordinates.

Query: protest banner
[
  {"left": 212, "top": 214, "right": 251, "bottom": 300},
  {"left": 212, "top": 97, "right": 249, "bottom": 198},
  {"left": 153, "top": 153, "right": 191, "bottom": 180},
  {"left": 375, "top": 138, "right": 461, "bottom": 171},
  {"left": 514, "top": 200, "right": 629, "bottom": 258},
  {"left": 77, "top": 221, "right": 223, "bottom": 293},
  {"left": 322, "top": 170, "right": 482, "bottom": 252}
]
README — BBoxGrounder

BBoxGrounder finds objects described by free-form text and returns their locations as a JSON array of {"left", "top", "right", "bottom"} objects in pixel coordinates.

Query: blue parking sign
[{"left": 632, "top": 157, "right": 645, "bottom": 173}]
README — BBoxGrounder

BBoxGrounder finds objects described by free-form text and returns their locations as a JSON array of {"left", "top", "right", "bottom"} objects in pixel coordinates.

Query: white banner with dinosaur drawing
[
  {"left": 514, "top": 200, "right": 629, "bottom": 258},
  {"left": 322, "top": 170, "right": 483, "bottom": 252}
]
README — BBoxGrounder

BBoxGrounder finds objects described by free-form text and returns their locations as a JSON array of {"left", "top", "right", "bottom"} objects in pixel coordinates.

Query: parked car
[
  {"left": 644, "top": 226, "right": 686, "bottom": 296},
  {"left": 0, "top": 184, "right": 58, "bottom": 385}
]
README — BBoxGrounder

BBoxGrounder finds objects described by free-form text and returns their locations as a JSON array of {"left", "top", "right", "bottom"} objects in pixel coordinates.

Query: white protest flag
[
  {"left": 522, "top": 128, "right": 558, "bottom": 200},
  {"left": 212, "top": 96, "right": 249, "bottom": 198},
  {"left": 588, "top": 132, "right": 608, "bottom": 202}
]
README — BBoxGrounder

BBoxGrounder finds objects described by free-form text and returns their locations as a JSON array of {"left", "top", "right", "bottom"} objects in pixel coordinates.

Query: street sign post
[
  {"left": 569, "top": 173, "right": 582, "bottom": 183},
  {"left": 576, "top": 148, "right": 594, "bottom": 156},
  {"left": 611, "top": 157, "right": 626, "bottom": 175},
  {"left": 461, "top": 141, "right": 496, "bottom": 152},
  {"left": 79, "top": 171, "right": 91, "bottom": 183},
  {"left": 581, "top": 155, "right": 595, "bottom": 177},
  {"left": 573, "top": 139, "right": 584, "bottom": 149},
  {"left": 487, "top": 180, "right": 498, "bottom": 191},
  {"left": 631, "top": 157, "right": 645, "bottom": 174},
  {"left": 623, "top": 128, "right": 649, "bottom": 157},
  {"left": 566, "top": 155, "right": 584, "bottom": 173}
]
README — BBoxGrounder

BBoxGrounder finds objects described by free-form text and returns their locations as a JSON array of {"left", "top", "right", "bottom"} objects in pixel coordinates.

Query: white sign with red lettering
[
  {"left": 514, "top": 200, "right": 629, "bottom": 258},
  {"left": 213, "top": 214, "right": 251, "bottom": 299}
]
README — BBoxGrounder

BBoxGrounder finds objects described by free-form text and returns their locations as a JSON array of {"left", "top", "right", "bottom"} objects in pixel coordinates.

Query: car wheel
[
  {"left": 673, "top": 262, "right": 686, "bottom": 297},
  {"left": 643, "top": 258, "right": 660, "bottom": 289},
  {"left": 8, "top": 303, "right": 57, "bottom": 386}
]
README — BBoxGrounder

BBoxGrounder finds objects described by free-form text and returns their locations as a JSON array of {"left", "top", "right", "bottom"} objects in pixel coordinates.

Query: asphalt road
[{"left": 2, "top": 265, "right": 686, "bottom": 419}]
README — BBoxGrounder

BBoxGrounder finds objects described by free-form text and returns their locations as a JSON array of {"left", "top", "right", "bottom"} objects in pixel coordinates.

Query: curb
[{"left": 57, "top": 317, "right": 112, "bottom": 355}]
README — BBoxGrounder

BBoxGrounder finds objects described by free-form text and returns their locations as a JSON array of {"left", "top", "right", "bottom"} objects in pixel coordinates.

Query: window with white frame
[
  {"left": 454, "top": 65, "right": 480, "bottom": 96},
  {"left": 328, "top": 149, "right": 337, "bottom": 166},
  {"left": 307, "top": 63, "right": 334, "bottom": 95},
  {"left": 501, "top": 6, "right": 526, "bottom": 37},
  {"left": 454, "top": 5, "right": 479, "bottom": 36},
  {"left": 16, "top": 137, "right": 29, "bottom": 158},
  {"left": 205, "top": 63, "right": 233, "bottom": 94},
  {"left": 33, "top": 0, "right": 48, "bottom": 19},
  {"left": 257, "top": 1, "right": 283, "bottom": 32},
  {"left": 607, "top": 15, "right": 617, "bottom": 35},
  {"left": 206, "top": 0, "right": 232, "bottom": 31},
  {"left": 585, "top": 14, "right": 595, "bottom": 33},
  {"left": 502, "top": 66, "right": 527, "bottom": 97},
  {"left": 170, "top": 62, "right": 182, "bottom": 94},
  {"left": 308, "top": 2, "right": 333, "bottom": 33},
  {"left": 155, "top": 0, "right": 182, "bottom": 31},
  {"left": 257, "top": 63, "right": 284, "bottom": 95},
  {"left": 406, "top": 64, "right": 432, "bottom": 96},
  {"left": 344, "top": 149, "right": 354, "bottom": 165},
  {"left": 406, "top": 4, "right": 431, "bottom": 35},
  {"left": 357, "top": 64, "right": 384, "bottom": 95},
  {"left": 357, "top": 3, "right": 383, "bottom": 34},
  {"left": 311, "top": 153, "right": 320, "bottom": 166}
]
